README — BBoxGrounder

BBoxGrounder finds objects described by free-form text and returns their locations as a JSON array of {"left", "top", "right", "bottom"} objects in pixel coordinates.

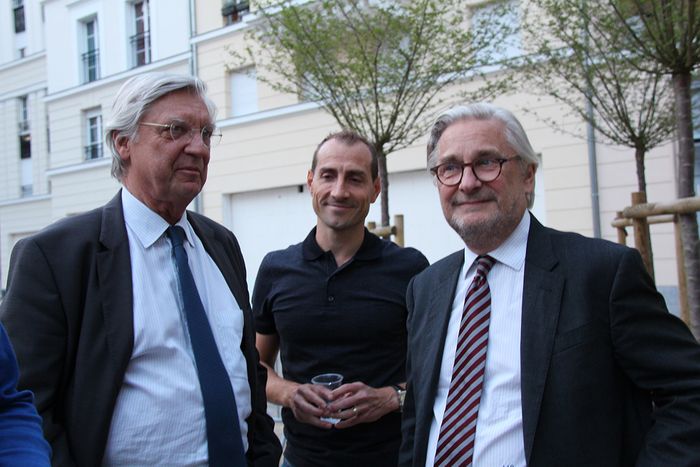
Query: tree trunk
[
  {"left": 378, "top": 150, "right": 390, "bottom": 226},
  {"left": 634, "top": 146, "right": 647, "bottom": 194},
  {"left": 672, "top": 71, "right": 700, "bottom": 340}
]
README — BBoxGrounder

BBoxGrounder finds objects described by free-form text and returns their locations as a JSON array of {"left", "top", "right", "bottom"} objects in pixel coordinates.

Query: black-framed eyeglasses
[
  {"left": 430, "top": 156, "right": 522, "bottom": 186},
  {"left": 140, "top": 119, "right": 222, "bottom": 148}
]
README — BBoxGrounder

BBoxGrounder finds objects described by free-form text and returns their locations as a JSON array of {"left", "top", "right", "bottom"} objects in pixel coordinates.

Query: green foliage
[
  {"left": 236, "top": 0, "right": 513, "bottom": 155},
  {"left": 519, "top": 0, "right": 676, "bottom": 192},
  {"left": 610, "top": 0, "right": 700, "bottom": 74},
  {"left": 230, "top": 0, "right": 516, "bottom": 223}
]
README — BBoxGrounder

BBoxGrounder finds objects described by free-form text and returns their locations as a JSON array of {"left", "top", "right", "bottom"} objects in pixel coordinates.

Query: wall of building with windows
[
  {"left": 1, "top": 0, "right": 44, "bottom": 62},
  {"left": 192, "top": 0, "right": 681, "bottom": 310},
  {"left": 43, "top": 0, "right": 190, "bottom": 93},
  {"left": 0, "top": 0, "right": 48, "bottom": 290},
  {"left": 0, "top": 0, "right": 687, "bottom": 313},
  {"left": 0, "top": 0, "right": 192, "bottom": 288}
]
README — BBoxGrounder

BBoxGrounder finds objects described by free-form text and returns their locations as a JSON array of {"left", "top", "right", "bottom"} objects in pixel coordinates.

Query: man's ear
[
  {"left": 371, "top": 176, "right": 381, "bottom": 203},
  {"left": 114, "top": 133, "right": 131, "bottom": 162},
  {"left": 524, "top": 163, "right": 536, "bottom": 191},
  {"left": 306, "top": 169, "right": 314, "bottom": 193}
]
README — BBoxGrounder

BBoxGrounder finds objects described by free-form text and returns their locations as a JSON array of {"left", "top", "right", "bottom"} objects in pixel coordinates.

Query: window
[
  {"left": 130, "top": 0, "right": 151, "bottom": 67},
  {"left": 222, "top": 0, "right": 249, "bottom": 26},
  {"left": 13, "top": 0, "right": 25, "bottom": 33},
  {"left": 18, "top": 96, "right": 29, "bottom": 133},
  {"left": 18, "top": 95, "right": 31, "bottom": 161},
  {"left": 84, "top": 109, "right": 103, "bottom": 160},
  {"left": 19, "top": 121, "right": 32, "bottom": 196},
  {"left": 230, "top": 68, "right": 258, "bottom": 117},
  {"left": 82, "top": 18, "right": 100, "bottom": 83},
  {"left": 19, "top": 134, "right": 31, "bottom": 159}
]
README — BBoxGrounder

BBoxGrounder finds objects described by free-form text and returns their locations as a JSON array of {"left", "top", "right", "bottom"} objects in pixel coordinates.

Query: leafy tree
[
  {"left": 520, "top": 0, "right": 676, "bottom": 195},
  {"left": 607, "top": 0, "right": 700, "bottom": 338},
  {"left": 525, "top": 0, "right": 700, "bottom": 337},
  {"left": 231, "top": 0, "right": 515, "bottom": 226}
]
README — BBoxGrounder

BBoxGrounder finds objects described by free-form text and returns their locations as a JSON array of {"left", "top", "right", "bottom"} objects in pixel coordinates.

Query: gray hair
[
  {"left": 426, "top": 103, "right": 539, "bottom": 208},
  {"left": 104, "top": 72, "right": 217, "bottom": 181}
]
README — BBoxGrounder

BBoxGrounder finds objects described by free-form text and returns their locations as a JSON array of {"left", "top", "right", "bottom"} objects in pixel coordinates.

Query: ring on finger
[{"left": 352, "top": 406, "right": 359, "bottom": 416}]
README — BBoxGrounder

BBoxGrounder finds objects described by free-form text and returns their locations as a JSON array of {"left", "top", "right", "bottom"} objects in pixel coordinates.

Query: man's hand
[
  {"left": 287, "top": 383, "right": 335, "bottom": 429},
  {"left": 326, "top": 382, "right": 398, "bottom": 429}
]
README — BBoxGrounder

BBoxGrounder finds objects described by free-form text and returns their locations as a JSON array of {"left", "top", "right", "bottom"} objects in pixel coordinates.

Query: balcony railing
[
  {"left": 84, "top": 143, "right": 103, "bottom": 160},
  {"left": 130, "top": 31, "right": 151, "bottom": 67},
  {"left": 82, "top": 49, "right": 100, "bottom": 83},
  {"left": 222, "top": 1, "right": 249, "bottom": 25}
]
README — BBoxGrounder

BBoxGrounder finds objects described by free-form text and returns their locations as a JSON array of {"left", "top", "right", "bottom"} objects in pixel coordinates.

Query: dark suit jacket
[
  {"left": 400, "top": 214, "right": 700, "bottom": 467},
  {"left": 0, "top": 192, "right": 281, "bottom": 467}
]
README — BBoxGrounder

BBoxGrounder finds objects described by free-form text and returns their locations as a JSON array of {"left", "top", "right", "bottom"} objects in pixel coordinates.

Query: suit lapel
[
  {"left": 520, "top": 216, "right": 564, "bottom": 464},
  {"left": 96, "top": 191, "right": 134, "bottom": 374},
  {"left": 413, "top": 251, "right": 464, "bottom": 464},
  {"left": 188, "top": 213, "right": 258, "bottom": 397},
  {"left": 424, "top": 251, "right": 465, "bottom": 397},
  {"left": 189, "top": 214, "right": 250, "bottom": 316}
]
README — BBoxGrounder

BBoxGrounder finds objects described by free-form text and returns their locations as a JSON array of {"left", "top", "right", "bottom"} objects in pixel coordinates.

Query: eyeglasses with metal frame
[
  {"left": 430, "top": 155, "right": 522, "bottom": 186},
  {"left": 139, "top": 119, "right": 222, "bottom": 148}
]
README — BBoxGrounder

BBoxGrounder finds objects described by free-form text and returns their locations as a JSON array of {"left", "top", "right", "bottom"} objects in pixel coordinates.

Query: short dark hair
[{"left": 311, "top": 129, "right": 379, "bottom": 180}]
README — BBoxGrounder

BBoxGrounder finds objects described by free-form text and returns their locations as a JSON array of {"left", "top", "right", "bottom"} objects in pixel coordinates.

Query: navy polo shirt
[{"left": 253, "top": 227, "right": 428, "bottom": 467}]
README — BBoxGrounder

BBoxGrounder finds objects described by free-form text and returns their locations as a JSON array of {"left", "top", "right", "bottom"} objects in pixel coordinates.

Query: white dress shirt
[
  {"left": 103, "top": 189, "right": 251, "bottom": 466},
  {"left": 425, "top": 213, "right": 530, "bottom": 467}
]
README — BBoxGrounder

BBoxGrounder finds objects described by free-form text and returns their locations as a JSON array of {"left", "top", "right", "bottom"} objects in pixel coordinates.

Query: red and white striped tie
[{"left": 435, "top": 255, "right": 495, "bottom": 467}]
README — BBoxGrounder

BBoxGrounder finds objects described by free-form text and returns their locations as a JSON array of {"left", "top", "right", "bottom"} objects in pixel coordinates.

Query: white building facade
[{"left": 0, "top": 0, "right": 683, "bottom": 313}]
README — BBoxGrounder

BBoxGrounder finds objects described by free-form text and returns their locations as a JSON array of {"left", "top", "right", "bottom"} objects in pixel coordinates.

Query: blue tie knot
[{"left": 167, "top": 225, "right": 186, "bottom": 248}]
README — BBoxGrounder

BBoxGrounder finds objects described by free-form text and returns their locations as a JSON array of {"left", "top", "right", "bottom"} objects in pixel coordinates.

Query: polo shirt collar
[{"left": 302, "top": 227, "right": 384, "bottom": 262}]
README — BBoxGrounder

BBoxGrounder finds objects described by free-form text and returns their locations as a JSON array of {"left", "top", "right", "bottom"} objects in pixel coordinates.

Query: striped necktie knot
[{"left": 474, "top": 255, "right": 495, "bottom": 279}]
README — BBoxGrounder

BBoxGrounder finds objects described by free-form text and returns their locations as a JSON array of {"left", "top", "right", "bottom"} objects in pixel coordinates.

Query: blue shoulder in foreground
[{"left": 0, "top": 323, "right": 51, "bottom": 466}]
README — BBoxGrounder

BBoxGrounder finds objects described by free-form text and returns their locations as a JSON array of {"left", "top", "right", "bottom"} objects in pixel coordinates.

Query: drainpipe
[
  {"left": 188, "top": 0, "right": 202, "bottom": 213},
  {"left": 582, "top": 0, "right": 601, "bottom": 238},
  {"left": 586, "top": 99, "right": 601, "bottom": 238}
]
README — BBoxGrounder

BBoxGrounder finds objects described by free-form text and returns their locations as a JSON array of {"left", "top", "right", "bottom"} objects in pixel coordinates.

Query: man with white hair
[
  {"left": 1, "top": 72, "right": 281, "bottom": 467},
  {"left": 400, "top": 103, "right": 700, "bottom": 466}
]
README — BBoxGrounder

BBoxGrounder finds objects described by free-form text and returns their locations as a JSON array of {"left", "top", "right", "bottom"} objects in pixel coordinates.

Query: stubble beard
[{"left": 447, "top": 198, "right": 524, "bottom": 253}]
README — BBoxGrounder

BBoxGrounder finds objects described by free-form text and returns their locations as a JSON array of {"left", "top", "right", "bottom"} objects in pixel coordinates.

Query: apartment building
[
  {"left": 0, "top": 0, "right": 682, "bottom": 311},
  {"left": 0, "top": 0, "right": 193, "bottom": 288},
  {"left": 1, "top": 0, "right": 49, "bottom": 290},
  {"left": 191, "top": 0, "right": 679, "bottom": 308}
]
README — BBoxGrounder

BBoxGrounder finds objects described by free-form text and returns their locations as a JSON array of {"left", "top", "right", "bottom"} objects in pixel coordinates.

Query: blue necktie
[{"left": 167, "top": 225, "right": 247, "bottom": 467}]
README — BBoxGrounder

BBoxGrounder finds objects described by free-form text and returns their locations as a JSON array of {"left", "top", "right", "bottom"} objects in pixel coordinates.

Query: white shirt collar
[
  {"left": 462, "top": 210, "right": 530, "bottom": 275},
  {"left": 121, "top": 188, "right": 192, "bottom": 248}
]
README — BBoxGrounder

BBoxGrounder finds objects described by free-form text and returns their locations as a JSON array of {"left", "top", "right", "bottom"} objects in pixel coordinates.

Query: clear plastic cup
[{"left": 311, "top": 373, "right": 343, "bottom": 423}]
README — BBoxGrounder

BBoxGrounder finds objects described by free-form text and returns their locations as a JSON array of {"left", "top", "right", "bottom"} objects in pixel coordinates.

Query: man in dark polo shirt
[{"left": 253, "top": 129, "right": 428, "bottom": 467}]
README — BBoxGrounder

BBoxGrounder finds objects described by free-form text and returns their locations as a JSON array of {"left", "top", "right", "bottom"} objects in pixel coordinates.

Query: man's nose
[
  {"left": 330, "top": 179, "right": 349, "bottom": 198},
  {"left": 458, "top": 165, "right": 483, "bottom": 192},
  {"left": 184, "top": 131, "right": 210, "bottom": 156}
]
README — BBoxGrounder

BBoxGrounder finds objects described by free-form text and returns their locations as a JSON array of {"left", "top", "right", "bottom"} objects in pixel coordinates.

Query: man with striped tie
[{"left": 399, "top": 103, "right": 700, "bottom": 466}]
